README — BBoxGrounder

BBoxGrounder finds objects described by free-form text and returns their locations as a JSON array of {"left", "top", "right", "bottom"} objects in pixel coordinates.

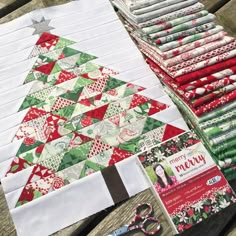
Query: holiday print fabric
[
  {"left": 114, "top": 0, "right": 236, "bottom": 182},
  {"left": 138, "top": 131, "right": 236, "bottom": 233},
  {"left": 0, "top": 32, "right": 187, "bottom": 209}
]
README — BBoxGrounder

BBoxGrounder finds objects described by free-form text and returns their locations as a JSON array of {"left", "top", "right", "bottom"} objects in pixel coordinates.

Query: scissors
[{"left": 108, "top": 203, "right": 161, "bottom": 236}]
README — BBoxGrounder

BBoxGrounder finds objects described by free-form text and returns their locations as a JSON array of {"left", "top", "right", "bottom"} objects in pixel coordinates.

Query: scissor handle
[
  {"left": 128, "top": 203, "right": 154, "bottom": 231},
  {"left": 141, "top": 217, "right": 161, "bottom": 235},
  {"left": 135, "top": 203, "right": 153, "bottom": 219}
]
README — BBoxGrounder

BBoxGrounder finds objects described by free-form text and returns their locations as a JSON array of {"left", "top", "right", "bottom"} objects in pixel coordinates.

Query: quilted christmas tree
[{"left": 2, "top": 32, "right": 186, "bottom": 207}]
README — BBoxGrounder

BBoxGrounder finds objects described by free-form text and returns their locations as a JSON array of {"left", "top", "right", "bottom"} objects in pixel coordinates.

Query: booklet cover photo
[{"left": 138, "top": 131, "right": 236, "bottom": 234}]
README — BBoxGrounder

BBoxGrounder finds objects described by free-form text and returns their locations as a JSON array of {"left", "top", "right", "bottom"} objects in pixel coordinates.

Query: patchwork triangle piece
[
  {"left": 162, "top": 124, "right": 185, "bottom": 142},
  {"left": 1, "top": 29, "right": 190, "bottom": 215},
  {"left": 55, "top": 70, "right": 77, "bottom": 85},
  {"left": 29, "top": 32, "right": 76, "bottom": 58},
  {"left": 34, "top": 61, "right": 57, "bottom": 75}
]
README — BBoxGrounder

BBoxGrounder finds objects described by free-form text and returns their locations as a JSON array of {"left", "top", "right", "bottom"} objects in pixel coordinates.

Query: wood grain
[
  {"left": 0, "top": 0, "right": 15, "bottom": 9},
  {"left": 0, "top": 1, "right": 236, "bottom": 236},
  {"left": 215, "top": 0, "right": 236, "bottom": 37},
  {"left": 0, "top": 187, "right": 16, "bottom": 236},
  {"left": 88, "top": 189, "right": 173, "bottom": 236},
  {"left": 0, "top": 0, "right": 70, "bottom": 24},
  {"left": 199, "top": 0, "right": 222, "bottom": 11}
]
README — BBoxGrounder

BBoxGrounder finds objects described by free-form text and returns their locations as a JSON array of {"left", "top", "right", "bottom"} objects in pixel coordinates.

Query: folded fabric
[
  {"left": 138, "top": 2, "right": 204, "bottom": 28},
  {"left": 156, "top": 22, "right": 216, "bottom": 46},
  {"left": 200, "top": 108, "right": 236, "bottom": 129},
  {"left": 123, "top": 0, "right": 166, "bottom": 12},
  {"left": 150, "top": 13, "right": 215, "bottom": 40},
  {"left": 192, "top": 81, "right": 236, "bottom": 108},
  {"left": 142, "top": 10, "right": 208, "bottom": 35},
  {"left": 170, "top": 48, "right": 236, "bottom": 78},
  {"left": 168, "top": 40, "right": 236, "bottom": 74},
  {"left": 157, "top": 25, "right": 223, "bottom": 52},
  {"left": 165, "top": 35, "right": 233, "bottom": 67},
  {"left": 204, "top": 119, "right": 236, "bottom": 138},
  {"left": 199, "top": 99, "right": 236, "bottom": 123},
  {"left": 181, "top": 65, "right": 236, "bottom": 91},
  {"left": 175, "top": 57, "right": 236, "bottom": 85},
  {"left": 185, "top": 74, "right": 236, "bottom": 100},
  {"left": 132, "top": 0, "right": 187, "bottom": 15},
  {"left": 113, "top": 0, "right": 198, "bottom": 23},
  {"left": 162, "top": 28, "right": 224, "bottom": 60}
]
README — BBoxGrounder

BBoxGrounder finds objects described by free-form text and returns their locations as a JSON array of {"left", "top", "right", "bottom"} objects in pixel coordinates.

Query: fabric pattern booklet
[{"left": 138, "top": 130, "right": 236, "bottom": 234}]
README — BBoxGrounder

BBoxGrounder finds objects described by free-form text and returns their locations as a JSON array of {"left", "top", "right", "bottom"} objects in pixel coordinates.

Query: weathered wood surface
[
  {"left": 215, "top": 0, "right": 236, "bottom": 38},
  {"left": 88, "top": 189, "right": 172, "bottom": 236},
  {"left": 0, "top": 0, "right": 236, "bottom": 236},
  {"left": 0, "top": 0, "right": 15, "bottom": 9},
  {"left": 0, "top": 0, "right": 71, "bottom": 23},
  {"left": 0, "top": 187, "right": 16, "bottom": 236},
  {"left": 200, "top": 0, "right": 222, "bottom": 11}
]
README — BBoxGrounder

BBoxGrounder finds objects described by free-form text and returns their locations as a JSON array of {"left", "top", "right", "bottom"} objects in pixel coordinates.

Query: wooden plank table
[{"left": 0, "top": 0, "right": 236, "bottom": 235}]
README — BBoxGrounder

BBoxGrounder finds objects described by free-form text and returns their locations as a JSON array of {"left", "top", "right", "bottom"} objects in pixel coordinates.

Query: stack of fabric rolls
[{"left": 113, "top": 0, "right": 236, "bottom": 180}]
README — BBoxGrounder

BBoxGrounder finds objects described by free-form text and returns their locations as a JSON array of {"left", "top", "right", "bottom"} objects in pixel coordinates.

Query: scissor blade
[{"left": 107, "top": 225, "right": 129, "bottom": 236}]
